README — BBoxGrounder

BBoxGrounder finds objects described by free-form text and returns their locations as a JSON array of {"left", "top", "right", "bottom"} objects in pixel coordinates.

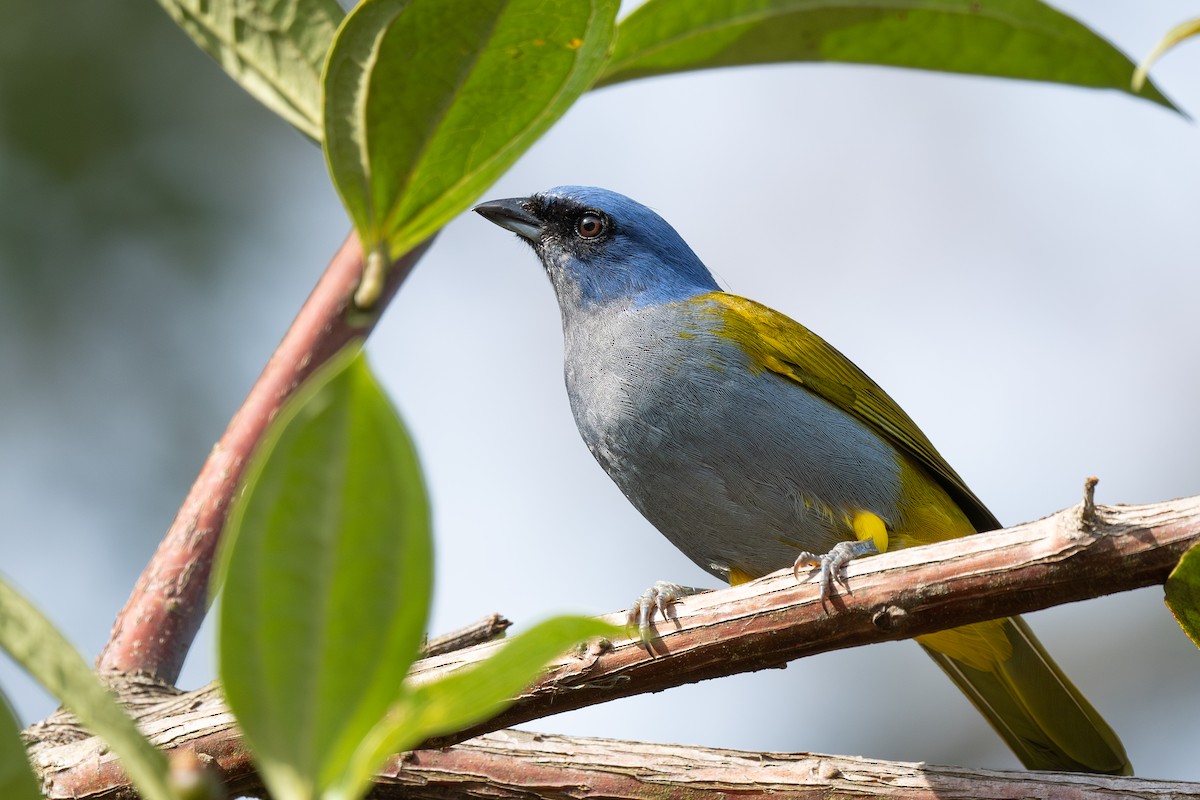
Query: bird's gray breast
[{"left": 561, "top": 299, "right": 903, "bottom": 582}]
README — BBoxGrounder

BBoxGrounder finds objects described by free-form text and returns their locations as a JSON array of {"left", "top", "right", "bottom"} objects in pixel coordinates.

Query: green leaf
[
  {"left": 408, "top": 615, "right": 618, "bottom": 735},
  {"left": 217, "top": 343, "right": 431, "bottom": 800},
  {"left": 0, "top": 691, "right": 39, "bottom": 800},
  {"left": 155, "top": 0, "right": 345, "bottom": 141},
  {"left": 322, "top": 0, "right": 619, "bottom": 292},
  {"left": 1133, "top": 16, "right": 1200, "bottom": 92},
  {"left": 0, "top": 577, "right": 175, "bottom": 800},
  {"left": 333, "top": 615, "right": 619, "bottom": 800},
  {"left": 1165, "top": 542, "right": 1200, "bottom": 650},
  {"left": 596, "top": 0, "right": 1177, "bottom": 111}
]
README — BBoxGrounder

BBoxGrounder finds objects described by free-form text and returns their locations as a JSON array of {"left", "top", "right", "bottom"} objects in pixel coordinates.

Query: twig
[
  {"left": 28, "top": 494, "right": 1200, "bottom": 799},
  {"left": 1081, "top": 476, "right": 1100, "bottom": 528},
  {"left": 423, "top": 614, "right": 512, "bottom": 658},
  {"left": 95, "top": 233, "right": 434, "bottom": 681}
]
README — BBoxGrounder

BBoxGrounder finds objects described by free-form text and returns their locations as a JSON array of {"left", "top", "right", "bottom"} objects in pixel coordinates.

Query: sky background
[{"left": 2, "top": 0, "right": 1199, "bottom": 782}]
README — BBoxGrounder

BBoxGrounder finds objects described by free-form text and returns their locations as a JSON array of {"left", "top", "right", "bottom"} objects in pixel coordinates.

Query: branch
[
  {"left": 370, "top": 729, "right": 1197, "bottom": 800},
  {"left": 28, "top": 493, "right": 1200, "bottom": 799},
  {"left": 416, "top": 490, "right": 1200, "bottom": 747},
  {"left": 28, "top": 723, "right": 1200, "bottom": 800},
  {"left": 95, "top": 233, "right": 434, "bottom": 681}
]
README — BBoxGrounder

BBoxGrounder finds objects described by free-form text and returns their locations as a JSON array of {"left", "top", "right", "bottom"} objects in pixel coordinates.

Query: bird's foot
[
  {"left": 626, "top": 581, "right": 697, "bottom": 642},
  {"left": 793, "top": 539, "right": 879, "bottom": 610}
]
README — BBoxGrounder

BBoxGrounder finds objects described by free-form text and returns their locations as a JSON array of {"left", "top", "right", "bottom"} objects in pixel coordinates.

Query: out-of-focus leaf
[
  {"left": 333, "top": 615, "right": 619, "bottom": 800},
  {"left": 0, "top": 691, "right": 39, "bottom": 800},
  {"left": 217, "top": 343, "right": 431, "bottom": 800},
  {"left": 322, "top": 0, "right": 618, "bottom": 304},
  {"left": 408, "top": 616, "right": 618, "bottom": 736},
  {"left": 155, "top": 0, "right": 345, "bottom": 140},
  {"left": 596, "top": 0, "right": 1177, "bottom": 112},
  {"left": 1133, "top": 16, "right": 1200, "bottom": 92},
  {"left": 1165, "top": 542, "right": 1200, "bottom": 650},
  {"left": 0, "top": 578, "right": 174, "bottom": 800}
]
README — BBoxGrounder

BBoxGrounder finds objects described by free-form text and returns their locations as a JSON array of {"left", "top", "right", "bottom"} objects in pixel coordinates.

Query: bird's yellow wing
[{"left": 699, "top": 292, "right": 1000, "bottom": 534}]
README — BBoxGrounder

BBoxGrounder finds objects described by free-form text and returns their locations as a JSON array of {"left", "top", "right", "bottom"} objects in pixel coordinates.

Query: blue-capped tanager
[{"left": 474, "top": 186, "right": 1129, "bottom": 775}]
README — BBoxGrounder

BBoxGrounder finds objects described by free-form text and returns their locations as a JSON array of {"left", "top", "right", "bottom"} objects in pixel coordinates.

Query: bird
[{"left": 474, "top": 185, "right": 1130, "bottom": 775}]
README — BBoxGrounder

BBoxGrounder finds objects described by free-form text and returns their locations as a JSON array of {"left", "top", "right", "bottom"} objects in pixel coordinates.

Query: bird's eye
[{"left": 576, "top": 212, "right": 606, "bottom": 239}]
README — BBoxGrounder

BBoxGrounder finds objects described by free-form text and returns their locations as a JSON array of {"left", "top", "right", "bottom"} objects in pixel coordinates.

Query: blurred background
[{"left": 2, "top": 0, "right": 1198, "bottom": 780}]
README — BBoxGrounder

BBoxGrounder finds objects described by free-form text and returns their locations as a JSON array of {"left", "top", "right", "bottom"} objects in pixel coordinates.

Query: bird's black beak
[{"left": 473, "top": 197, "right": 543, "bottom": 243}]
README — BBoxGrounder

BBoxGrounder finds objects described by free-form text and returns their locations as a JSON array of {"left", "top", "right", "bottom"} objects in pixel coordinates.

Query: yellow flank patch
[
  {"left": 917, "top": 620, "right": 1013, "bottom": 672},
  {"left": 728, "top": 566, "right": 757, "bottom": 586},
  {"left": 852, "top": 511, "right": 889, "bottom": 553}
]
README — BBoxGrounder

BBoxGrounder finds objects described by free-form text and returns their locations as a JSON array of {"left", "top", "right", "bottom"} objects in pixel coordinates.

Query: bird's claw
[
  {"left": 793, "top": 539, "right": 879, "bottom": 609},
  {"left": 626, "top": 581, "right": 690, "bottom": 643}
]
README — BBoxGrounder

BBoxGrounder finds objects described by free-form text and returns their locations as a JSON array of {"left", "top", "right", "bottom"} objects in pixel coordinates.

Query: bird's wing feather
[{"left": 699, "top": 292, "right": 1001, "bottom": 533}]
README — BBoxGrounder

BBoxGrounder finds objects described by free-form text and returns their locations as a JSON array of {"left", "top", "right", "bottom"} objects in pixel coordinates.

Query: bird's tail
[{"left": 918, "top": 616, "right": 1131, "bottom": 774}]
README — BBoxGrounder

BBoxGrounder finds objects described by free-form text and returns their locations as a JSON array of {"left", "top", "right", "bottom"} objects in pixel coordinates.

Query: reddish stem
[{"left": 96, "top": 232, "right": 433, "bottom": 680}]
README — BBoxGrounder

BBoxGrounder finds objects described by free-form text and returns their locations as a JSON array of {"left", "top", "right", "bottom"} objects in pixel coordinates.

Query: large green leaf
[
  {"left": 1166, "top": 542, "right": 1200, "bottom": 650},
  {"left": 0, "top": 691, "right": 39, "bottom": 800},
  {"left": 0, "top": 578, "right": 174, "bottom": 800},
  {"left": 596, "top": 0, "right": 1176, "bottom": 111},
  {"left": 156, "top": 0, "right": 345, "bottom": 140},
  {"left": 334, "top": 615, "right": 619, "bottom": 800},
  {"left": 322, "top": 0, "right": 619, "bottom": 304},
  {"left": 217, "top": 344, "right": 431, "bottom": 800}
]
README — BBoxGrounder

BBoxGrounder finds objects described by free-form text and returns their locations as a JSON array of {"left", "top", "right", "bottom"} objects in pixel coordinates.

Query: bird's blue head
[{"left": 474, "top": 186, "right": 719, "bottom": 312}]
